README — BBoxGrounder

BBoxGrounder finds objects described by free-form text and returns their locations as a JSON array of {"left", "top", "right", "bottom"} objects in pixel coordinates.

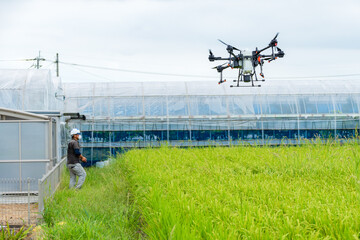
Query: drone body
[{"left": 209, "top": 33, "right": 285, "bottom": 87}]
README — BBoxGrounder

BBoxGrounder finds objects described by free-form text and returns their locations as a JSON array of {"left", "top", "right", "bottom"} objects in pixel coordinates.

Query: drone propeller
[
  {"left": 269, "top": 32, "right": 279, "bottom": 47},
  {"left": 218, "top": 39, "right": 240, "bottom": 52},
  {"left": 273, "top": 32, "right": 279, "bottom": 40},
  {"left": 212, "top": 62, "right": 229, "bottom": 72},
  {"left": 276, "top": 47, "right": 285, "bottom": 58},
  {"left": 208, "top": 49, "right": 215, "bottom": 61}
]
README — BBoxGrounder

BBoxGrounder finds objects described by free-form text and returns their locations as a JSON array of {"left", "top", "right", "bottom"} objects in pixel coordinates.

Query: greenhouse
[
  {"left": 1, "top": 69, "right": 360, "bottom": 166},
  {"left": 0, "top": 69, "right": 62, "bottom": 191},
  {"left": 0, "top": 69, "right": 63, "bottom": 111},
  {"left": 63, "top": 79, "right": 360, "bottom": 165}
]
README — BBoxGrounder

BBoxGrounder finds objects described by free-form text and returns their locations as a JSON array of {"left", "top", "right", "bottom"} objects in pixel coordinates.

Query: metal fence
[
  {"left": 0, "top": 178, "right": 38, "bottom": 226},
  {"left": 0, "top": 157, "right": 67, "bottom": 227},
  {"left": 38, "top": 157, "right": 67, "bottom": 213}
]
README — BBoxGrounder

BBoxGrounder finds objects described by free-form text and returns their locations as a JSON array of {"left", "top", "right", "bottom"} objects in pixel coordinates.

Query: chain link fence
[
  {"left": 0, "top": 178, "right": 39, "bottom": 227},
  {"left": 38, "top": 157, "right": 66, "bottom": 213},
  {"left": 0, "top": 157, "right": 67, "bottom": 228}
]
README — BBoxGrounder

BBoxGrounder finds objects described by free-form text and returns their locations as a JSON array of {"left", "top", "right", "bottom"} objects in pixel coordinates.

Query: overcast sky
[{"left": 1, "top": 0, "right": 360, "bottom": 83}]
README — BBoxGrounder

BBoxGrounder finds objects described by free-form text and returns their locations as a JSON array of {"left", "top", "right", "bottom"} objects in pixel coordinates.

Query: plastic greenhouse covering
[
  {"left": 59, "top": 78, "right": 360, "bottom": 164},
  {"left": 2, "top": 68, "right": 360, "bottom": 165},
  {"left": 63, "top": 79, "right": 360, "bottom": 118},
  {"left": 0, "top": 69, "right": 62, "bottom": 111}
]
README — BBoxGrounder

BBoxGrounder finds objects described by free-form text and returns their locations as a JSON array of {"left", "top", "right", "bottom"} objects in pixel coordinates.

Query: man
[{"left": 67, "top": 128, "right": 87, "bottom": 189}]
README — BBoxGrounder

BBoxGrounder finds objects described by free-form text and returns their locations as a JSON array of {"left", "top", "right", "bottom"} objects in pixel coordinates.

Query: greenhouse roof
[
  {"left": 63, "top": 78, "right": 360, "bottom": 97},
  {"left": 2, "top": 68, "right": 360, "bottom": 118},
  {"left": 0, "top": 69, "right": 62, "bottom": 111},
  {"left": 63, "top": 79, "right": 360, "bottom": 118}
]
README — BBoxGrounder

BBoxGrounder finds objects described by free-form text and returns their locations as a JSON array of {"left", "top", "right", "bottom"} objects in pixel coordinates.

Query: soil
[{"left": 0, "top": 203, "right": 39, "bottom": 226}]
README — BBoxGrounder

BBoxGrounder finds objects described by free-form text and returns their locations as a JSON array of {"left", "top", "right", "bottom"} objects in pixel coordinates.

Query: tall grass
[
  {"left": 119, "top": 143, "right": 360, "bottom": 239},
  {"left": 40, "top": 163, "right": 139, "bottom": 239}
]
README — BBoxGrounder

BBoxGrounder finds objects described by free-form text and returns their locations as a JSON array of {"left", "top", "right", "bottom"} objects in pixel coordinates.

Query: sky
[{"left": 0, "top": 0, "right": 360, "bottom": 83}]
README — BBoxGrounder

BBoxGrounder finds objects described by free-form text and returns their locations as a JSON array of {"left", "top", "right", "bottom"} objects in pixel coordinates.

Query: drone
[{"left": 208, "top": 33, "right": 285, "bottom": 87}]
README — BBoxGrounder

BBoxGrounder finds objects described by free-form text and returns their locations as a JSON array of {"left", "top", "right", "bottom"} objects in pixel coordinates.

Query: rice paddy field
[{"left": 42, "top": 142, "right": 360, "bottom": 239}]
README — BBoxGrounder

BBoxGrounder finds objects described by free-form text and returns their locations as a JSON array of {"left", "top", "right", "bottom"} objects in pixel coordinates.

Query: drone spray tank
[{"left": 240, "top": 50, "right": 254, "bottom": 83}]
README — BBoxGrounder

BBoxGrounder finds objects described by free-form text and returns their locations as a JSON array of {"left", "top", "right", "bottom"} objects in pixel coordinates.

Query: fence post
[
  {"left": 27, "top": 178, "right": 30, "bottom": 225},
  {"left": 38, "top": 179, "right": 43, "bottom": 214},
  {"left": 38, "top": 157, "right": 66, "bottom": 215}
]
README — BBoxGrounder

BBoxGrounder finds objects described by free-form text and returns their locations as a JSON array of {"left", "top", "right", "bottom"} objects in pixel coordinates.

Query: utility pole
[
  {"left": 56, "top": 53, "right": 59, "bottom": 77},
  {"left": 35, "top": 51, "right": 45, "bottom": 69}
]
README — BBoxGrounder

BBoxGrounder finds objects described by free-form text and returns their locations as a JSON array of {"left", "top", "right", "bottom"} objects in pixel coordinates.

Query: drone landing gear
[
  {"left": 218, "top": 71, "right": 227, "bottom": 84},
  {"left": 230, "top": 84, "right": 261, "bottom": 88},
  {"left": 230, "top": 69, "right": 263, "bottom": 88}
]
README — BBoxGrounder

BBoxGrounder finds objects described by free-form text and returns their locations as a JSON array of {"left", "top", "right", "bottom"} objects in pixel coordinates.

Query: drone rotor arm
[
  {"left": 256, "top": 45, "right": 271, "bottom": 55},
  {"left": 230, "top": 52, "right": 238, "bottom": 59},
  {"left": 209, "top": 56, "right": 232, "bottom": 62}
]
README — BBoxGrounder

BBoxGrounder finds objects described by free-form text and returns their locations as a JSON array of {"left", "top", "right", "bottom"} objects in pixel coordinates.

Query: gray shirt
[{"left": 67, "top": 139, "right": 81, "bottom": 164}]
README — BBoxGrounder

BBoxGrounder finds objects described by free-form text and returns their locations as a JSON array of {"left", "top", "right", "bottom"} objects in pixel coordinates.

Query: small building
[{"left": 0, "top": 107, "right": 58, "bottom": 192}]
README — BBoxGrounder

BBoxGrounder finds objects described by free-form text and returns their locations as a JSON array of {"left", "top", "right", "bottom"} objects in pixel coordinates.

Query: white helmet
[{"left": 70, "top": 128, "right": 81, "bottom": 136}]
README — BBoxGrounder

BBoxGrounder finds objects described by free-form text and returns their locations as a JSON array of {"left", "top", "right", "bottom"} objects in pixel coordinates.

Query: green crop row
[{"left": 118, "top": 143, "right": 360, "bottom": 239}]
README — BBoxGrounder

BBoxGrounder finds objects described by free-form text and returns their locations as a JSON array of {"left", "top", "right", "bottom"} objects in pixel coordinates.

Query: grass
[
  {"left": 42, "top": 142, "right": 360, "bottom": 239},
  {"left": 40, "top": 161, "right": 139, "bottom": 239}
]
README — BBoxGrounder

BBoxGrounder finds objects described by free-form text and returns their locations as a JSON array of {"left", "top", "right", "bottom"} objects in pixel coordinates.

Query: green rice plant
[
  {"left": 41, "top": 142, "right": 360, "bottom": 239},
  {"left": 118, "top": 143, "right": 360, "bottom": 239}
]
